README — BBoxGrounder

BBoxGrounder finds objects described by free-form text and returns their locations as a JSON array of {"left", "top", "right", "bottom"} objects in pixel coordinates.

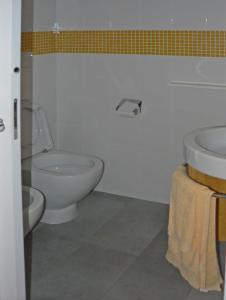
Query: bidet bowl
[
  {"left": 22, "top": 186, "right": 45, "bottom": 236},
  {"left": 183, "top": 126, "right": 226, "bottom": 179}
]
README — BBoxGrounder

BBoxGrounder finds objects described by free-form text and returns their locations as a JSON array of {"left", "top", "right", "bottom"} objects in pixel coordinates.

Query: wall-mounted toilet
[{"left": 21, "top": 100, "right": 104, "bottom": 224}]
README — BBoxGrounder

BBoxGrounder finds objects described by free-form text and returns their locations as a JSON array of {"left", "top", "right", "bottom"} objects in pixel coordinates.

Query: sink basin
[
  {"left": 183, "top": 126, "right": 226, "bottom": 179},
  {"left": 22, "top": 186, "right": 45, "bottom": 236}
]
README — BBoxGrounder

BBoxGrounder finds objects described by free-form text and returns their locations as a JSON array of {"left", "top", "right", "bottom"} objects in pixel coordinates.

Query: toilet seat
[
  {"left": 23, "top": 150, "right": 102, "bottom": 177},
  {"left": 38, "top": 163, "right": 93, "bottom": 175}
]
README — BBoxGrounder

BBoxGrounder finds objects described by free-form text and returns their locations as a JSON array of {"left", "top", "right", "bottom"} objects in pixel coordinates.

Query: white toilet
[{"left": 21, "top": 100, "right": 104, "bottom": 224}]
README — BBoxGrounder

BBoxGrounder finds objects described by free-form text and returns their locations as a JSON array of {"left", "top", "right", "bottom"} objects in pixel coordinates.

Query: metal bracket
[{"left": 0, "top": 119, "right": 5, "bottom": 132}]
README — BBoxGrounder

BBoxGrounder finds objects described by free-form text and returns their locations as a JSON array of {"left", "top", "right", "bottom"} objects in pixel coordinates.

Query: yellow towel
[{"left": 166, "top": 165, "right": 223, "bottom": 291}]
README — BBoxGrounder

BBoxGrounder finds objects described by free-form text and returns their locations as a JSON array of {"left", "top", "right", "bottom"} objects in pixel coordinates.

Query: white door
[{"left": 0, "top": 0, "right": 26, "bottom": 299}]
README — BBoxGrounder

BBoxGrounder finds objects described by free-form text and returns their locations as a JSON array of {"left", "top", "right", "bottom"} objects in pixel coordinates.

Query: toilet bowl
[{"left": 21, "top": 100, "right": 104, "bottom": 224}]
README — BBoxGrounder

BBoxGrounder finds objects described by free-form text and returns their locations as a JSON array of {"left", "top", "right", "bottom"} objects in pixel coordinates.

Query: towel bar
[{"left": 213, "top": 192, "right": 226, "bottom": 199}]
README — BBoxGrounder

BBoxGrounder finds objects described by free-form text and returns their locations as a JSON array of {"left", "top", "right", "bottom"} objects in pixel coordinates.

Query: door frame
[{"left": 0, "top": 0, "right": 26, "bottom": 298}]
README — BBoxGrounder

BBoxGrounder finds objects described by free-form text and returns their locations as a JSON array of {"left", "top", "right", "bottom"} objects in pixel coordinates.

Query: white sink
[
  {"left": 22, "top": 186, "right": 45, "bottom": 236},
  {"left": 183, "top": 126, "right": 226, "bottom": 179}
]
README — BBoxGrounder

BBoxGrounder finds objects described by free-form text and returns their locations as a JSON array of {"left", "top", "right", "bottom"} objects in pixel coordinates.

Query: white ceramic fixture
[
  {"left": 183, "top": 126, "right": 226, "bottom": 179},
  {"left": 21, "top": 100, "right": 104, "bottom": 224},
  {"left": 22, "top": 186, "right": 45, "bottom": 236}
]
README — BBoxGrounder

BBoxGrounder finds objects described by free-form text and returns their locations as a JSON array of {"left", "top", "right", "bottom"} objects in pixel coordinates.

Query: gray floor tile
[
  {"left": 29, "top": 224, "right": 82, "bottom": 282},
  {"left": 92, "top": 191, "right": 146, "bottom": 205},
  {"left": 28, "top": 192, "right": 175, "bottom": 300},
  {"left": 93, "top": 191, "right": 169, "bottom": 224},
  {"left": 136, "top": 231, "right": 224, "bottom": 300},
  {"left": 186, "top": 289, "right": 223, "bottom": 300},
  {"left": 31, "top": 243, "right": 136, "bottom": 300},
  {"left": 92, "top": 191, "right": 130, "bottom": 203},
  {"left": 86, "top": 200, "right": 168, "bottom": 255},
  {"left": 101, "top": 262, "right": 191, "bottom": 300},
  {"left": 100, "top": 230, "right": 191, "bottom": 300},
  {"left": 137, "top": 230, "right": 225, "bottom": 298},
  {"left": 29, "top": 192, "right": 125, "bottom": 283},
  {"left": 136, "top": 230, "right": 183, "bottom": 278},
  {"left": 79, "top": 193, "right": 125, "bottom": 217},
  {"left": 124, "top": 199, "right": 169, "bottom": 224},
  {"left": 217, "top": 242, "right": 226, "bottom": 276},
  {"left": 44, "top": 194, "right": 125, "bottom": 241}
]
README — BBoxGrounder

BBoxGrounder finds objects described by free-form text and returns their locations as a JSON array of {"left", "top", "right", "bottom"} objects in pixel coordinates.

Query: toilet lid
[{"left": 21, "top": 100, "right": 53, "bottom": 159}]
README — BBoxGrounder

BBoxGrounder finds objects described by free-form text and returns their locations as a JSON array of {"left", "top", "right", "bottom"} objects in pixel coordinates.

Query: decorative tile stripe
[
  {"left": 32, "top": 32, "right": 55, "bottom": 55},
  {"left": 21, "top": 30, "right": 226, "bottom": 57},
  {"left": 21, "top": 32, "right": 33, "bottom": 52},
  {"left": 22, "top": 31, "right": 55, "bottom": 54}
]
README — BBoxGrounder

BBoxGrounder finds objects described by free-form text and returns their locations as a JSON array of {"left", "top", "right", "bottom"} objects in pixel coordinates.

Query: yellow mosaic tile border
[{"left": 21, "top": 30, "right": 226, "bottom": 57}]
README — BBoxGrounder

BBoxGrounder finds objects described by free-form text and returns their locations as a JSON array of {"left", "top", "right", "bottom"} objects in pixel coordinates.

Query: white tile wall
[
  {"left": 21, "top": 0, "right": 33, "bottom": 32},
  {"left": 33, "top": 55, "right": 57, "bottom": 143},
  {"left": 33, "top": 0, "right": 56, "bottom": 31},
  {"left": 56, "top": 0, "right": 226, "bottom": 30},
  {"left": 32, "top": 0, "right": 57, "bottom": 144},
  {"left": 21, "top": 0, "right": 33, "bottom": 100},
  {"left": 21, "top": 52, "right": 33, "bottom": 98},
  {"left": 172, "top": 0, "right": 226, "bottom": 29},
  {"left": 30, "top": 0, "right": 226, "bottom": 203}
]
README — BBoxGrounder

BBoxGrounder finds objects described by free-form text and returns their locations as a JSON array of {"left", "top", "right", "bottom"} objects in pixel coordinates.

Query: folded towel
[{"left": 166, "top": 165, "right": 223, "bottom": 291}]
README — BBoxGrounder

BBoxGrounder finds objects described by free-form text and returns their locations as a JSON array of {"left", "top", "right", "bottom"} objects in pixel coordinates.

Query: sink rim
[
  {"left": 22, "top": 185, "right": 45, "bottom": 236},
  {"left": 22, "top": 185, "right": 44, "bottom": 213},
  {"left": 183, "top": 125, "right": 226, "bottom": 179}
]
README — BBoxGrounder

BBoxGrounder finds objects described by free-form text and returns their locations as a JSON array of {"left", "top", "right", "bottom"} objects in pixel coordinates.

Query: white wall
[
  {"left": 32, "top": 0, "right": 226, "bottom": 203},
  {"left": 56, "top": 0, "right": 226, "bottom": 30},
  {"left": 32, "top": 0, "right": 57, "bottom": 143},
  {"left": 33, "top": 55, "right": 57, "bottom": 143},
  {"left": 21, "top": 0, "right": 33, "bottom": 101}
]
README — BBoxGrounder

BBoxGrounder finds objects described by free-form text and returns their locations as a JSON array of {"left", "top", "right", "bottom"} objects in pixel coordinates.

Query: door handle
[
  {"left": 14, "top": 98, "right": 18, "bottom": 139},
  {"left": 0, "top": 119, "right": 5, "bottom": 132}
]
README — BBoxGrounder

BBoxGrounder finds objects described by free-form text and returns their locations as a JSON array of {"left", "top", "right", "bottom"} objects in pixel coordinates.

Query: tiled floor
[{"left": 25, "top": 192, "right": 224, "bottom": 300}]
